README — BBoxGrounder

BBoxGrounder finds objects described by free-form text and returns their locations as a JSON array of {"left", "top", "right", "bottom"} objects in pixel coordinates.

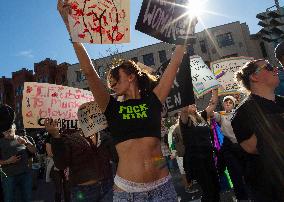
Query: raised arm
[
  {"left": 57, "top": 0, "right": 109, "bottom": 111},
  {"left": 153, "top": 45, "right": 186, "bottom": 103},
  {"left": 180, "top": 106, "right": 191, "bottom": 125},
  {"left": 205, "top": 89, "right": 218, "bottom": 116}
]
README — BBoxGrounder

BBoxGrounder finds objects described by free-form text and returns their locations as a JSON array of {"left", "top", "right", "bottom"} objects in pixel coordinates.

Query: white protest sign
[
  {"left": 22, "top": 82, "right": 94, "bottom": 129},
  {"left": 68, "top": 0, "right": 130, "bottom": 44},
  {"left": 77, "top": 101, "right": 108, "bottom": 138},
  {"left": 190, "top": 55, "right": 220, "bottom": 97},
  {"left": 211, "top": 57, "right": 253, "bottom": 95}
]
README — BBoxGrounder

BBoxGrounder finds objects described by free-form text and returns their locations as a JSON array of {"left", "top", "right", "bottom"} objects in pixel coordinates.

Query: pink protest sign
[
  {"left": 22, "top": 82, "right": 94, "bottom": 129},
  {"left": 68, "top": 0, "right": 130, "bottom": 44}
]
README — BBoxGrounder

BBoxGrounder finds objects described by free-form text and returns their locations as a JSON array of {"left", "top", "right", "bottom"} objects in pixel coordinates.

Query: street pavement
[{"left": 32, "top": 168, "right": 235, "bottom": 202}]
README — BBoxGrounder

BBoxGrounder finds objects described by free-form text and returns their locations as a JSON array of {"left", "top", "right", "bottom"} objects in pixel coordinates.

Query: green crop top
[{"left": 104, "top": 92, "right": 162, "bottom": 145}]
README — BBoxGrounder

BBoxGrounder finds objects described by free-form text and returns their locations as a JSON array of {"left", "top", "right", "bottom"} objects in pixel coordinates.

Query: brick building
[
  {"left": 34, "top": 58, "right": 69, "bottom": 86},
  {"left": 12, "top": 68, "right": 34, "bottom": 128},
  {"left": 34, "top": 58, "right": 57, "bottom": 83},
  {"left": 0, "top": 76, "right": 14, "bottom": 107},
  {"left": 55, "top": 62, "right": 70, "bottom": 86}
]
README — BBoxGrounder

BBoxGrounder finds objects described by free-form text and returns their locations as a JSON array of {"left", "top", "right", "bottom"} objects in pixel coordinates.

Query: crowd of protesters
[{"left": 0, "top": 0, "right": 284, "bottom": 201}]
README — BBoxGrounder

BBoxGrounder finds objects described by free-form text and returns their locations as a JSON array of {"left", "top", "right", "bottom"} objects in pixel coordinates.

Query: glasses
[{"left": 254, "top": 63, "right": 275, "bottom": 74}]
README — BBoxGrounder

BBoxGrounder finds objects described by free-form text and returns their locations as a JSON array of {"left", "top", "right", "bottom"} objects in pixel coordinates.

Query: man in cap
[
  {"left": 0, "top": 104, "right": 36, "bottom": 202},
  {"left": 212, "top": 95, "right": 249, "bottom": 201}
]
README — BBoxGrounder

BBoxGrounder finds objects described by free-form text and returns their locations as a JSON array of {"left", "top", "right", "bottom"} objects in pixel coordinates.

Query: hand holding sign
[
  {"left": 135, "top": 0, "right": 198, "bottom": 44},
  {"left": 190, "top": 55, "right": 220, "bottom": 97},
  {"left": 77, "top": 101, "right": 108, "bottom": 138},
  {"left": 57, "top": 0, "right": 72, "bottom": 36},
  {"left": 65, "top": 0, "right": 130, "bottom": 44},
  {"left": 44, "top": 118, "right": 61, "bottom": 138}
]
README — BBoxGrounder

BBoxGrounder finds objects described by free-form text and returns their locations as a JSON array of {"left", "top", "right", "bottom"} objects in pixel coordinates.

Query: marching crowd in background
[{"left": 0, "top": 0, "right": 284, "bottom": 202}]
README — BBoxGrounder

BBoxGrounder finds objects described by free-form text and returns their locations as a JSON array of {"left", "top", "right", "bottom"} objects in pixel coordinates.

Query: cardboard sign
[
  {"left": 68, "top": 0, "right": 130, "bottom": 44},
  {"left": 211, "top": 57, "right": 253, "bottom": 95},
  {"left": 22, "top": 82, "right": 94, "bottom": 129},
  {"left": 190, "top": 55, "right": 220, "bottom": 97},
  {"left": 135, "top": 0, "right": 198, "bottom": 44},
  {"left": 77, "top": 101, "right": 108, "bottom": 138},
  {"left": 156, "top": 53, "right": 195, "bottom": 116}
]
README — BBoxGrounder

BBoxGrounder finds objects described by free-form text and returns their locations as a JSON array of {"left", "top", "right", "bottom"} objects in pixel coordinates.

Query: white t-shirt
[{"left": 214, "top": 111, "right": 237, "bottom": 143}]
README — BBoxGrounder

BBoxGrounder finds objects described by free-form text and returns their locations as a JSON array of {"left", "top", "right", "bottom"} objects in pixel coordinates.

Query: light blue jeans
[
  {"left": 2, "top": 171, "right": 32, "bottom": 202},
  {"left": 113, "top": 178, "right": 178, "bottom": 202}
]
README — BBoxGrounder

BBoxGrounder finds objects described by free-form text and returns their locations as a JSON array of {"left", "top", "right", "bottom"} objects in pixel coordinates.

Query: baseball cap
[{"left": 222, "top": 96, "right": 236, "bottom": 107}]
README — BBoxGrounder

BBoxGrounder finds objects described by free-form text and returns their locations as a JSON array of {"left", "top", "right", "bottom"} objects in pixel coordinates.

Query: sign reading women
[
  {"left": 22, "top": 82, "right": 94, "bottom": 129},
  {"left": 68, "top": 0, "right": 130, "bottom": 44},
  {"left": 135, "top": 0, "right": 198, "bottom": 44},
  {"left": 211, "top": 56, "right": 253, "bottom": 95}
]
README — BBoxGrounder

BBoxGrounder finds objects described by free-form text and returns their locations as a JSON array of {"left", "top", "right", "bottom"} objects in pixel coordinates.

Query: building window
[
  {"left": 260, "top": 42, "right": 268, "bottom": 58},
  {"left": 221, "top": 53, "right": 238, "bottom": 59},
  {"left": 98, "top": 66, "right": 105, "bottom": 78},
  {"left": 131, "top": 57, "right": 138, "bottom": 63},
  {"left": 76, "top": 71, "right": 85, "bottom": 82},
  {"left": 199, "top": 40, "right": 207, "bottom": 53},
  {"left": 62, "top": 75, "right": 66, "bottom": 84},
  {"left": 44, "top": 76, "right": 49, "bottom": 83},
  {"left": 143, "top": 53, "right": 155, "bottom": 66},
  {"left": 158, "top": 50, "right": 167, "bottom": 63},
  {"left": 15, "top": 85, "right": 23, "bottom": 96},
  {"left": 216, "top": 32, "right": 234, "bottom": 48}
]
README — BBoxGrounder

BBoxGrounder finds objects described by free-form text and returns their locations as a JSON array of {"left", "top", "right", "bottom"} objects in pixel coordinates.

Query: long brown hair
[{"left": 107, "top": 60, "right": 158, "bottom": 97}]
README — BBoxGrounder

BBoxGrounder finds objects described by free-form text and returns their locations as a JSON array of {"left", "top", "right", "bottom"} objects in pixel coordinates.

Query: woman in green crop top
[{"left": 57, "top": 0, "right": 197, "bottom": 201}]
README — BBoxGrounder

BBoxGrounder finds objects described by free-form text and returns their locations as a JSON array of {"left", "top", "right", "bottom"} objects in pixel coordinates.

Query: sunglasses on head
[{"left": 254, "top": 63, "right": 275, "bottom": 74}]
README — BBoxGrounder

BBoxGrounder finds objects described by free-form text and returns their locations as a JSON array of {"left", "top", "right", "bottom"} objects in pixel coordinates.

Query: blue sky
[{"left": 0, "top": 0, "right": 281, "bottom": 78}]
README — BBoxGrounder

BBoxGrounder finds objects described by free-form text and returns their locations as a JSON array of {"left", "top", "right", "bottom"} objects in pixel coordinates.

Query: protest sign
[
  {"left": 22, "top": 82, "right": 94, "bottom": 129},
  {"left": 68, "top": 0, "right": 130, "bottom": 44},
  {"left": 77, "top": 101, "right": 108, "bottom": 138},
  {"left": 190, "top": 55, "right": 220, "bottom": 97},
  {"left": 135, "top": 0, "right": 198, "bottom": 44},
  {"left": 156, "top": 53, "right": 195, "bottom": 116},
  {"left": 211, "top": 57, "right": 253, "bottom": 95}
]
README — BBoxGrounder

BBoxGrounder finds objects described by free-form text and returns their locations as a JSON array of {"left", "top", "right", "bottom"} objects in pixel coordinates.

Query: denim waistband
[{"left": 114, "top": 174, "right": 171, "bottom": 193}]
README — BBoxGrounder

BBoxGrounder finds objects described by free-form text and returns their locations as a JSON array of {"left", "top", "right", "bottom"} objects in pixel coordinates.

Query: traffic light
[{"left": 256, "top": 7, "right": 284, "bottom": 43}]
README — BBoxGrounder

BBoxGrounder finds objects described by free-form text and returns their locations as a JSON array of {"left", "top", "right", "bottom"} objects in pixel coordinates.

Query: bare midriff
[{"left": 115, "top": 136, "right": 169, "bottom": 187}]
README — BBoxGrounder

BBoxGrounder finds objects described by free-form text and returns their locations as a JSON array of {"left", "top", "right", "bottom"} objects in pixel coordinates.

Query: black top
[
  {"left": 179, "top": 110, "right": 213, "bottom": 153},
  {"left": 104, "top": 92, "right": 162, "bottom": 145},
  {"left": 231, "top": 94, "right": 284, "bottom": 199}
]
